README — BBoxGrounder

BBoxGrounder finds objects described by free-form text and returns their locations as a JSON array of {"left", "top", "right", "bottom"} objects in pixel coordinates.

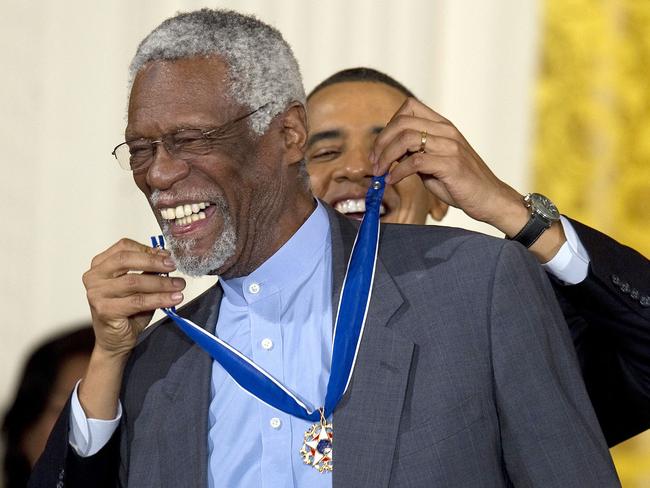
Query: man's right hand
[
  {"left": 370, "top": 98, "right": 567, "bottom": 263},
  {"left": 78, "top": 238, "right": 185, "bottom": 419}
]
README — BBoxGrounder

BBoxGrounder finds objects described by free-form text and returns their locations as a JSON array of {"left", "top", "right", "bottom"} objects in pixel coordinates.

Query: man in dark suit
[
  {"left": 31, "top": 8, "right": 621, "bottom": 487},
  {"left": 305, "top": 68, "right": 650, "bottom": 446}
]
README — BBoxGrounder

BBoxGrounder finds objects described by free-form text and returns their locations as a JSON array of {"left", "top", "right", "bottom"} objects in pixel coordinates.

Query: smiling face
[
  {"left": 128, "top": 56, "right": 312, "bottom": 278},
  {"left": 306, "top": 81, "right": 447, "bottom": 224}
]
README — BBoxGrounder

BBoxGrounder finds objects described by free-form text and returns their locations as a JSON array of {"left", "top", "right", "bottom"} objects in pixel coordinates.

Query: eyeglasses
[{"left": 111, "top": 104, "right": 267, "bottom": 173}]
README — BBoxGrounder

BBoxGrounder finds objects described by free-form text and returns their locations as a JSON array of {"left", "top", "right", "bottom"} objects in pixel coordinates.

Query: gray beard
[{"left": 152, "top": 191, "right": 237, "bottom": 277}]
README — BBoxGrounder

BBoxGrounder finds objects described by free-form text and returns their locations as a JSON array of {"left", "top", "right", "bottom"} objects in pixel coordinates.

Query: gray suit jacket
[{"left": 33, "top": 208, "right": 620, "bottom": 487}]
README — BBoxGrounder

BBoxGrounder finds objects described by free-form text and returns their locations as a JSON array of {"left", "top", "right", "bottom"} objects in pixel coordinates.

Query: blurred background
[{"left": 1, "top": 0, "right": 648, "bottom": 485}]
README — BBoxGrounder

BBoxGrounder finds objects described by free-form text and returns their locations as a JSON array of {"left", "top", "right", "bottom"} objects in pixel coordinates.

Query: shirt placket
[{"left": 245, "top": 280, "right": 294, "bottom": 488}]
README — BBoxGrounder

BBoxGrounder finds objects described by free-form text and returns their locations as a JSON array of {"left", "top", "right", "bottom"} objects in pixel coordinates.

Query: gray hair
[{"left": 128, "top": 8, "right": 306, "bottom": 135}]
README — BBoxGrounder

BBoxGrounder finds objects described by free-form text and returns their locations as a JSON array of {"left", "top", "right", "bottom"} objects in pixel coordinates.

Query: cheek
[
  {"left": 133, "top": 173, "right": 152, "bottom": 196},
  {"left": 396, "top": 176, "right": 428, "bottom": 203},
  {"left": 392, "top": 176, "right": 430, "bottom": 219},
  {"left": 306, "top": 164, "right": 332, "bottom": 196}
]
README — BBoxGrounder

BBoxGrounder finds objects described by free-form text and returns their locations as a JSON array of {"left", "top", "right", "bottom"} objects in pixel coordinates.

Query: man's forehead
[
  {"left": 131, "top": 57, "right": 229, "bottom": 98},
  {"left": 307, "top": 126, "right": 384, "bottom": 147},
  {"left": 307, "top": 82, "right": 404, "bottom": 135},
  {"left": 126, "top": 57, "right": 236, "bottom": 137}
]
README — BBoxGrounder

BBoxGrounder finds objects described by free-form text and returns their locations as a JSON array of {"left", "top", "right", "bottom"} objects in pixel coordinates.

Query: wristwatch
[{"left": 509, "top": 193, "right": 560, "bottom": 248}]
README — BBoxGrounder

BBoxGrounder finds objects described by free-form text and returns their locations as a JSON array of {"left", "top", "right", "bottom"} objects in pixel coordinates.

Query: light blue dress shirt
[{"left": 208, "top": 201, "right": 334, "bottom": 488}]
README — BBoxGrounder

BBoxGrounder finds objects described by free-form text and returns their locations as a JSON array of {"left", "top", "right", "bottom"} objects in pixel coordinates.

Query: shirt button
[
  {"left": 248, "top": 283, "right": 261, "bottom": 294},
  {"left": 270, "top": 417, "right": 282, "bottom": 429},
  {"left": 261, "top": 338, "right": 273, "bottom": 350}
]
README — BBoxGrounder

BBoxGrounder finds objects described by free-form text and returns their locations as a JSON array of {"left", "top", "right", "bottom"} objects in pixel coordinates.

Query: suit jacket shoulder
[{"left": 329, "top": 214, "right": 619, "bottom": 486}]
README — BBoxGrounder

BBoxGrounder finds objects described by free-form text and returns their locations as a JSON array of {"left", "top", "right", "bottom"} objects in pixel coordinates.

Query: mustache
[{"left": 150, "top": 188, "right": 225, "bottom": 206}]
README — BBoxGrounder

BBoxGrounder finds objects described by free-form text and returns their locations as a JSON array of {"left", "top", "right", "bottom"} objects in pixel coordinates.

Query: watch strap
[{"left": 510, "top": 212, "right": 551, "bottom": 248}]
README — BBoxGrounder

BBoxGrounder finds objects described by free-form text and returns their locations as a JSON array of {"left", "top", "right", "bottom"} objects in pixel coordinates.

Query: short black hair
[{"left": 308, "top": 67, "right": 416, "bottom": 100}]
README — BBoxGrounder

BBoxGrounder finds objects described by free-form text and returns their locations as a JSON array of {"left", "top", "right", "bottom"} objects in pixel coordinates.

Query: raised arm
[
  {"left": 29, "top": 238, "right": 185, "bottom": 487},
  {"left": 371, "top": 97, "right": 650, "bottom": 443}
]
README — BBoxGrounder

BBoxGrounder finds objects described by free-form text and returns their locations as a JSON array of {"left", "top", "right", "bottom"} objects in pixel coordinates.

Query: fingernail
[
  {"left": 373, "top": 163, "right": 379, "bottom": 175},
  {"left": 172, "top": 278, "right": 185, "bottom": 288},
  {"left": 163, "top": 258, "right": 176, "bottom": 267},
  {"left": 171, "top": 292, "right": 183, "bottom": 301},
  {"left": 385, "top": 174, "right": 392, "bottom": 184}
]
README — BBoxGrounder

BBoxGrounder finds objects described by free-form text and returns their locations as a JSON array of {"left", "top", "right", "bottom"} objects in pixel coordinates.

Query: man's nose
[
  {"left": 145, "top": 143, "right": 190, "bottom": 190},
  {"left": 333, "top": 146, "right": 373, "bottom": 182}
]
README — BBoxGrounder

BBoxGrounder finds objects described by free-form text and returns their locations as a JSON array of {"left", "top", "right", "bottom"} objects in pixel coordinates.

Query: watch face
[{"left": 530, "top": 193, "right": 560, "bottom": 221}]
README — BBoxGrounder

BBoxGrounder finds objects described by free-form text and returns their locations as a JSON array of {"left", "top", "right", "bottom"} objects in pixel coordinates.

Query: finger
[
  {"left": 379, "top": 98, "right": 454, "bottom": 150},
  {"left": 91, "top": 292, "right": 184, "bottom": 320},
  {"left": 375, "top": 131, "right": 462, "bottom": 176},
  {"left": 109, "top": 274, "right": 186, "bottom": 298},
  {"left": 89, "top": 249, "right": 176, "bottom": 280},
  {"left": 91, "top": 238, "right": 169, "bottom": 269},
  {"left": 389, "top": 97, "right": 450, "bottom": 125},
  {"left": 373, "top": 117, "right": 450, "bottom": 163},
  {"left": 372, "top": 121, "right": 465, "bottom": 177},
  {"left": 385, "top": 152, "right": 459, "bottom": 186}
]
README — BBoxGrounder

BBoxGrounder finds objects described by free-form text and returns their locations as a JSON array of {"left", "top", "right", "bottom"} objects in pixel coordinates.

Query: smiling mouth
[
  {"left": 159, "top": 201, "right": 211, "bottom": 226},
  {"left": 334, "top": 198, "right": 387, "bottom": 219}
]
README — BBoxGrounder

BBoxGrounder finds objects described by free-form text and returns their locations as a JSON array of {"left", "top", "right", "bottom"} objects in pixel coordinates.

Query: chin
[{"left": 166, "top": 228, "right": 237, "bottom": 277}]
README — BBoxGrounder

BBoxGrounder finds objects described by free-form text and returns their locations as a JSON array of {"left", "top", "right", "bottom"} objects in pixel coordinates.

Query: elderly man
[
  {"left": 305, "top": 67, "right": 650, "bottom": 447},
  {"left": 32, "top": 9, "right": 619, "bottom": 487}
]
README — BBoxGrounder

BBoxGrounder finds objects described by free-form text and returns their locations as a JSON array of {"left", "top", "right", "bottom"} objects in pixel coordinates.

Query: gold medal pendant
[{"left": 300, "top": 408, "right": 333, "bottom": 473}]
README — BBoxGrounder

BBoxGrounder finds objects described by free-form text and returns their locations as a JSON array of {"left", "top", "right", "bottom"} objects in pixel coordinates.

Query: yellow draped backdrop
[{"left": 534, "top": 0, "right": 650, "bottom": 485}]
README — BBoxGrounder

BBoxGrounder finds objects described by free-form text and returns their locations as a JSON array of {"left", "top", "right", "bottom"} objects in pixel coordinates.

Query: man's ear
[
  {"left": 428, "top": 194, "right": 449, "bottom": 222},
  {"left": 281, "top": 102, "right": 308, "bottom": 166}
]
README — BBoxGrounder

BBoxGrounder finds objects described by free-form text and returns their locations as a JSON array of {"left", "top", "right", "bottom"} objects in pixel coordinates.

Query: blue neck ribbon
[{"left": 153, "top": 175, "right": 385, "bottom": 422}]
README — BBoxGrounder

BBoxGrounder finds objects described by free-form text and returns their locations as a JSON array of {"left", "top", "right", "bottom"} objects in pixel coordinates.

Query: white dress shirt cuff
[
  {"left": 69, "top": 381, "right": 122, "bottom": 457},
  {"left": 542, "top": 216, "right": 590, "bottom": 285}
]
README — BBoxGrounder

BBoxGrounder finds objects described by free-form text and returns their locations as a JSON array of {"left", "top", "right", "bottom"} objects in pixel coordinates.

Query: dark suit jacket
[
  {"left": 554, "top": 219, "right": 650, "bottom": 446},
  {"left": 31, "top": 211, "right": 624, "bottom": 487}
]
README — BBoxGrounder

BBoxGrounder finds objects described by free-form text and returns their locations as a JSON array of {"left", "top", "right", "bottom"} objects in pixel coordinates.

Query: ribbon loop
[{"left": 153, "top": 175, "right": 386, "bottom": 422}]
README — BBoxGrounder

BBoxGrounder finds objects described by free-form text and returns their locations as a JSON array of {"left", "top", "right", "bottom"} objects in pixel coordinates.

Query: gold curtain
[
  {"left": 534, "top": 0, "right": 650, "bottom": 485},
  {"left": 535, "top": 0, "right": 650, "bottom": 257}
]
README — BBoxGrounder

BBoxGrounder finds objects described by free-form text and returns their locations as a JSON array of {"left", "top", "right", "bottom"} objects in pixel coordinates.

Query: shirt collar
[{"left": 220, "top": 200, "right": 331, "bottom": 306}]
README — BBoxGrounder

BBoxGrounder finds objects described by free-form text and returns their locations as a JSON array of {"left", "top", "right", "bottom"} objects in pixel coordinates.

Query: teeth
[
  {"left": 172, "top": 210, "right": 207, "bottom": 226},
  {"left": 160, "top": 202, "right": 211, "bottom": 221},
  {"left": 335, "top": 199, "right": 365, "bottom": 214},
  {"left": 335, "top": 199, "right": 387, "bottom": 216}
]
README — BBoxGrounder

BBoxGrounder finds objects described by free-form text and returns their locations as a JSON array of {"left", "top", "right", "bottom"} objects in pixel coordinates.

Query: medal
[
  {"left": 153, "top": 175, "right": 385, "bottom": 472},
  {"left": 300, "top": 408, "right": 333, "bottom": 473}
]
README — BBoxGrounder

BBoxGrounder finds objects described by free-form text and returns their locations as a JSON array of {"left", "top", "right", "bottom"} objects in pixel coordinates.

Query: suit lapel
[
  {"left": 155, "top": 285, "right": 223, "bottom": 487},
  {"left": 326, "top": 206, "right": 414, "bottom": 488}
]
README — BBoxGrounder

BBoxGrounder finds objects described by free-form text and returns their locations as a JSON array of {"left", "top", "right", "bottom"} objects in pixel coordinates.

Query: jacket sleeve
[
  {"left": 491, "top": 240, "right": 620, "bottom": 486},
  {"left": 28, "top": 398, "right": 120, "bottom": 488},
  {"left": 552, "top": 218, "right": 650, "bottom": 445}
]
